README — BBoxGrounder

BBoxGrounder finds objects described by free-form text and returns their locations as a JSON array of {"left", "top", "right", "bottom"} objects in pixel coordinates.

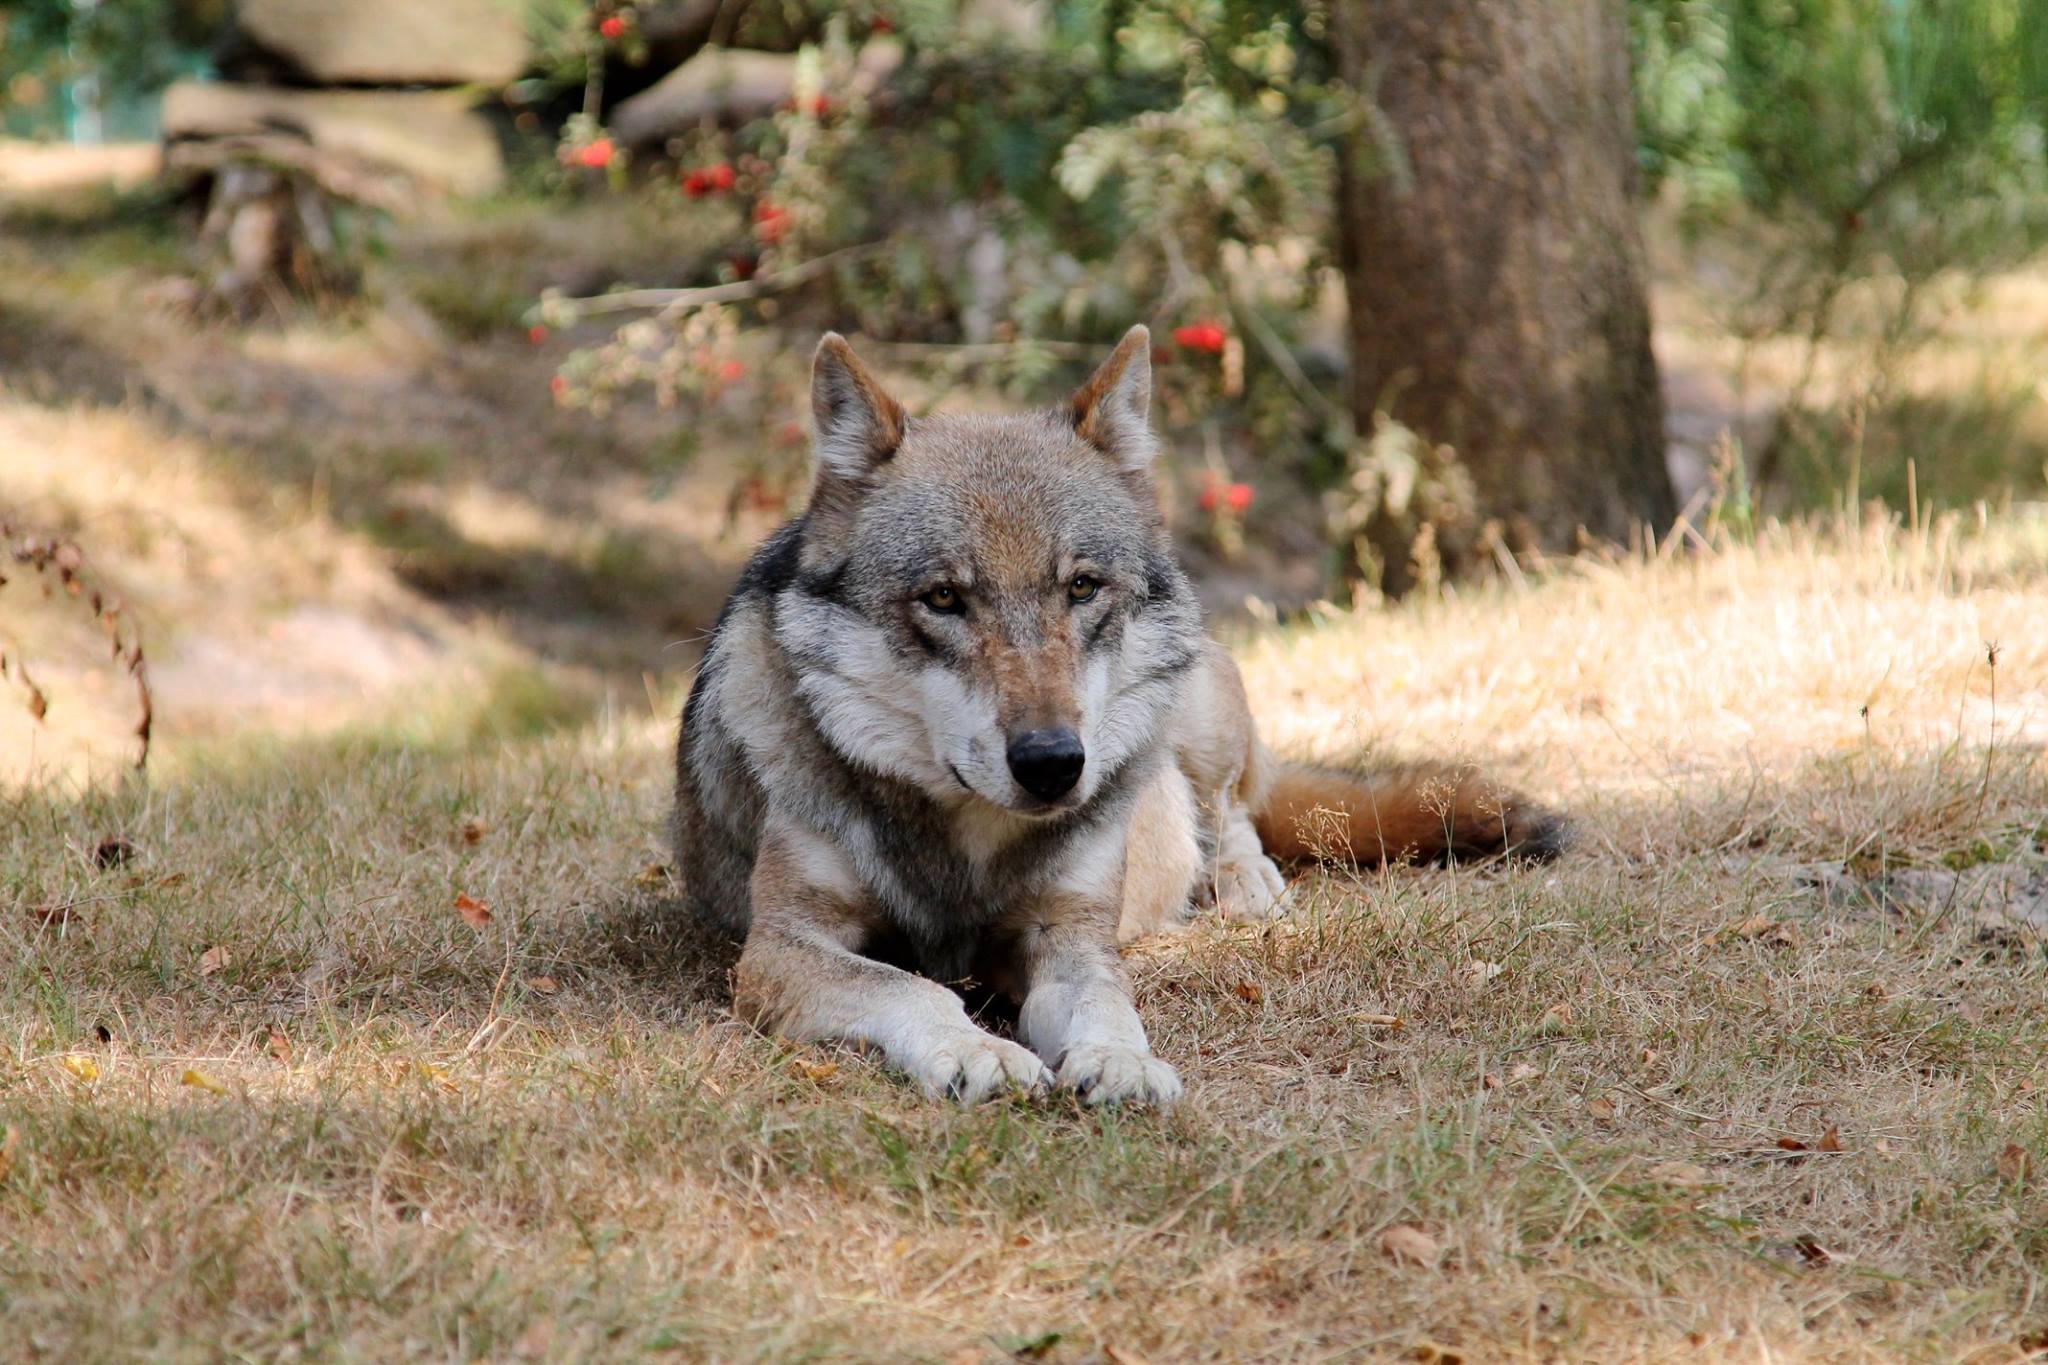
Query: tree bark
[{"left": 1333, "top": 0, "right": 1674, "bottom": 593}]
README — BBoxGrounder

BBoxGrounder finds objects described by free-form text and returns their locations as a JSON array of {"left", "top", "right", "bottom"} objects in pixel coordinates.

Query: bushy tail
[{"left": 1251, "top": 759, "right": 1568, "bottom": 867}]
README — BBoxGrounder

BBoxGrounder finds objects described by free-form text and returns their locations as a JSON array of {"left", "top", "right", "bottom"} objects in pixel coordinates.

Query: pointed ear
[
  {"left": 1070, "top": 324, "right": 1158, "bottom": 472},
  {"left": 811, "top": 332, "right": 905, "bottom": 482}
]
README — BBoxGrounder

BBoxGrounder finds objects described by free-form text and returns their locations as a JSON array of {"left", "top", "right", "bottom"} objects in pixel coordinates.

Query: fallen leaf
[
  {"left": 460, "top": 817, "right": 488, "bottom": 846},
  {"left": 92, "top": 836, "right": 135, "bottom": 870},
  {"left": 1233, "top": 980, "right": 1263, "bottom": 1004},
  {"left": 198, "top": 945, "right": 231, "bottom": 977},
  {"left": 1381, "top": 1223, "right": 1442, "bottom": 1267},
  {"left": 794, "top": 1057, "right": 839, "bottom": 1082},
  {"left": 1587, "top": 1096, "right": 1617, "bottom": 1121},
  {"left": 1639, "top": 1047, "right": 1659, "bottom": 1067},
  {"left": 1536, "top": 1002, "right": 1572, "bottom": 1035},
  {"left": 454, "top": 893, "right": 492, "bottom": 928},
  {"left": 1645, "top": 1160, "right": 1713, "bottom": 1187},
  {"left": 526, "top": 975, "right": 559, "bottom": 995},
  {"left": 1352, "top": 1013, "right": 1404, "bottom": 1028},
  {"left": 1997, "top": 1143, "right": 2032, "bottom": 1185},
  {"left": 60, "top": 1054, "right": 100, "bottom": 1083},
  {"left": 416, "top": 1062, "right": 460, "bottom": 1094},
  {"left": 1411, "top": 1345, "right": 1467, "bottom": 1365},
  {"left": 1777, "top": 1135, "right": 1808, "bottom": 1152},
  {"left": 1508, "top": 1062, "right": 1540, "bottom": 1085},
  {"left": 1793, "top": 1234, "right": 1835, "bottom": 1266},
  {"left": 635, "top": 862, "right": 675, "bottom": 888},
  {"left": 1465, "top": 960, "right": 1504, "bottom": 987},
  {"left": 181, "top": 1067, "right": 227, "bottom": 1095},
  {"left": 1731, "top": 914, "right": 1776, "bottom": 939},
  {"left": 1816, "top": 1125, "right": 1843, "bottom": 1153},
  {"left": 0, "top": 1124, "right": 18, "bottom": 1183},
  {"left": 1481, "top": 1072, "right": 1503, "bottom": 1091},
  {"left": 267, "top": 1030, "right": 292, "bottom": 1062}
]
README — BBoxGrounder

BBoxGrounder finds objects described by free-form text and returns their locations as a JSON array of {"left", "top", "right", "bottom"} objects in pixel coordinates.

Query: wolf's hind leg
[{"left": 1207, "top": 801, "right": 1290, "bottom": 920}]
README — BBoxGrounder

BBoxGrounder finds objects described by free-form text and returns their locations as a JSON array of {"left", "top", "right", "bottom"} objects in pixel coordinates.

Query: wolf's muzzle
[{"left": 1006, "top": 728, "right": 1085, "bottom": 802}]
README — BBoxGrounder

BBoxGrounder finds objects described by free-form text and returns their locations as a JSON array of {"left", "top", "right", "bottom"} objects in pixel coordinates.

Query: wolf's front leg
[
  {"left": 736, "top": 821, "right": 1051, "bottom": 1102},
  {"left": 1014, "top": 854, "right": 1182, "bottom": 1106}
]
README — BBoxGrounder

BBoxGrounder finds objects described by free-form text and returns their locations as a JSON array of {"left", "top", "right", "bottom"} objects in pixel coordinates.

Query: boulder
[
  {"left": 612, "top": 40, "right": 903, "bottom": 147},
  {"left": 224, "top": 0, "right": 530, "bottom": 87},
  {"left": 162, "top": 82, "right": 505, "bottom": 203}
]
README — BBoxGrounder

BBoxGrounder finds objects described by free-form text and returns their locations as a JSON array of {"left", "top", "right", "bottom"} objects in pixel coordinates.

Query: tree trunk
[{"left": 1333, "top": 0, "right": 1674, "bottom": 594}]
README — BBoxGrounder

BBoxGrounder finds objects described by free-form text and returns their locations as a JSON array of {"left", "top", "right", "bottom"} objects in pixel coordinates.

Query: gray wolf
[{"left": 672, "top": 326, "right": 1564, "bottom": 1106}]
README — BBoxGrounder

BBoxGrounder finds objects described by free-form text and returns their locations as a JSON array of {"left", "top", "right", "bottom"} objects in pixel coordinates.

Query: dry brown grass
[{"left": 5, "top": 515, "right": 2046, "bottom": 1363}]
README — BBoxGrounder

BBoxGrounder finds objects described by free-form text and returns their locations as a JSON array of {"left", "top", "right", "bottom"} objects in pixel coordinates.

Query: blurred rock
[
  {"left": 612, "top": 40, "right": 902, "bottom": 147},
  {"left": 222, "top": 0, "right": 531, "bottom": 86},
  {"left": 162, "top": 82, "right": 505, "bottom": 203}
]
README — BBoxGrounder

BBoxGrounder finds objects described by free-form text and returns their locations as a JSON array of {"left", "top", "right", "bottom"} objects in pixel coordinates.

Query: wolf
[{"left": 672, "top": 326, "right": 1564, "bottom": 1107}]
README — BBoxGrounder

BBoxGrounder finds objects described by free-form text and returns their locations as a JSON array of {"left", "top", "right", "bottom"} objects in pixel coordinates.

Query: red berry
[
  {"left": 578, "top": 137, "right": 615, "bottom": 169},
  {"left": 718, "top": 360, "right": 746, "bottom": 382},
  {"left": 599, "top": 15, "right": 626, "bottom": 39},
  {"left": 549, "top": 375, "right": 567, "bottom": 398},
  {"left": 682, "top": 169, "right": 707, "bottom": 197},
  {"left": 1172, "top": 321, "right": 1226, "bottom": 354},
  {"left": 707, "top": 162, "right": 735, "bottom": 191},
  {"left": 729, "top": 255, "right": 757, "bottom": 280},
  {"left": 870, "top": 15, "right": 894, "bottom": 33},
  {"left": 806, "top": 95, "right": 831, "bottom": 118},
  {"left": 527, "top": 324, "right": 548, "bottom": 345},
  {"left": 752, "top": 201, "right": 788, "bottom": 243},
  {"left": 1224, "top": 482, "right": 1253, "bottom": 513}
]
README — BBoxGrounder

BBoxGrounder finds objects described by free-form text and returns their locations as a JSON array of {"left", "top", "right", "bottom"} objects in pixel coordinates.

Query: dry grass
[{"left": 5, "top": 517, "right": 2046, "bottom": 1363}]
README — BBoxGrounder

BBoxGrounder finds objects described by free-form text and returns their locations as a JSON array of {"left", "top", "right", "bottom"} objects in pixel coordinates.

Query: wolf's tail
[{"left": 1247, "top": 752, "right": 1569, "bottom": 867}]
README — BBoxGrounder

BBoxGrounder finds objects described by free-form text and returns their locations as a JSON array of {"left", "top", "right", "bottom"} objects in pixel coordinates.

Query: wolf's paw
[
  {"left": 1212, "top": 850, "right": 1290, "bottom": 921},
  {"left": 911, "top": 1031, "right": 1054, "bottom": 1103},
  {"left": 1057, "top": 1044, "right": 1183, "bottom": 1107}
]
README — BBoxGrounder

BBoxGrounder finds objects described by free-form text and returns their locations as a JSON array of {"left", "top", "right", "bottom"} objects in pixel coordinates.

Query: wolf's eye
[
  {"left": 1068, "top": 575, "right": 1100, "bottom": 603},
  {"left": 920, "top": 585, "right": 963, "bottom": 614}
]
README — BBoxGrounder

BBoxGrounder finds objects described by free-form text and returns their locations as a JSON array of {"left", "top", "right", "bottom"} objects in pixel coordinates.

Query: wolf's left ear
[
  {"left": 811, "top": 332, "right": 905, "bottom": 482},
  {"left": 1070, "top": 324, "right": 1158, "bottom": 472}
]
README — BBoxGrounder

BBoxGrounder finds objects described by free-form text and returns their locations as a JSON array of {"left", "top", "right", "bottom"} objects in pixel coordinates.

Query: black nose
[{"left": 1006, "top": 728, "right": 1085, "bottom": 802}]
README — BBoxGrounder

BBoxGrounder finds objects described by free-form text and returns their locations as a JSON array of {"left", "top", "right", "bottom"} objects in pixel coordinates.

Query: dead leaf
[
  {"left": 453, "top": 893, "right": 492, "bottom": 928},
  {"left": 92, "top": 836, "right": 135, "bottom": 870},
  {"left": 1381, "top": 1223, "right": 1442, "bottom": 1267},
  {"left": 635, "top": 862, "right": 675, "bottom": 888},
  {"left": 415, "top": 1061, "right": 460, "bottom": 1094},
  {"left": 1481, "top": 1072, "right": 1503, "bottom": 1091},
  {"left": 794, "top": 1057, "right": 840, "bottom": 1082},
  {"left": 1411, "top": 1345, "right": 1467, "bottom": 1365},
  {"left": 0, "top": 1124, "right": 18, "bottom": 1183},
  {"left": 198, "top": 945, "right": 231, "bottom": 977},
  {"left": 1352, "top": 1012, "right": 1403, "bottom": 1028},
  {"left": 1997, "top": 1143, "right": 2032, "bottom": 1185},
  {"left": 60, "top": 1054, "right": 100, "bottom": 1084},
  {"left": 526, "top": 975, "right": 559, "bottom": 996},
  {"left": 1646, "top": 1160, "right": 1713, "bottom": 1187},
  {"left": 1793, "top": 1235, "right": 1835, "bottom": 1266},
  {"left": 1777, "top": 1135, "right": 1808, "bottom": 1152},
  {"left": 1465, "top": 960, "right": 1504, "bottom": 987},
  {"left": 1816, "top": 1125, "right": 1843, "bottom": 1153},
  {"left": 1536, "top": 1002, "right": 1572, "bottom": 1035},
  {"left": 1508, "top": 1062, "right": 1540, "bottom": 1085},
  {"left": 181, "top": 1067, "right": 227, "bottom": 1095},
  {"left": 1233, "top": 980, "right": 1263, "bottom": 1004},
  {"left": 1639, "top": 1047, "right": 1659, "bottom": 1067},
  {"left": 267, "top": 1030, "right": 292, "bottom": 1062},
  {"left": 460, "top": 817, "right": 488, "bottom": 846},
  {"left": 1587, "top": 1096, "right": 1617, "bottom": 1121}
]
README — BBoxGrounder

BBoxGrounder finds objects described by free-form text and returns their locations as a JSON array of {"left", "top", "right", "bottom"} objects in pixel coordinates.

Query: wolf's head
[{"left": 774, "top": 326, "right": 1200, "bottom": 820}]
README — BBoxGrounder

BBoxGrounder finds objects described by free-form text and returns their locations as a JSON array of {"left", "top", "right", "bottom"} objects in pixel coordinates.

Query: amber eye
[
  {"left": 1068, "top": 575, "right": 1100, "bottom": 603},
  {"left": 920, "top": 585, "right": 963, "bottom": 614}
]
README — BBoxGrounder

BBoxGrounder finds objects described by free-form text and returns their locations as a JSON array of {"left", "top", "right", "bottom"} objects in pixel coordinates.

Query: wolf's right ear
[
  {"left": 811, "top": 333, "right": 905, "bottom": 483},
  {"left": 1070, "top": 324, "right": 1158, "bottom": 472}
]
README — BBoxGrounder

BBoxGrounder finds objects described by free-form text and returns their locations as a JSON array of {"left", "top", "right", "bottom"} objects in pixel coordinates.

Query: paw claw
[
  {"left": 1057, "top": 1044, "right": 1181, "bottom": 1108},
  {"left": 915, "top": 1032, "right": 1052, "bottom": 1104}
]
